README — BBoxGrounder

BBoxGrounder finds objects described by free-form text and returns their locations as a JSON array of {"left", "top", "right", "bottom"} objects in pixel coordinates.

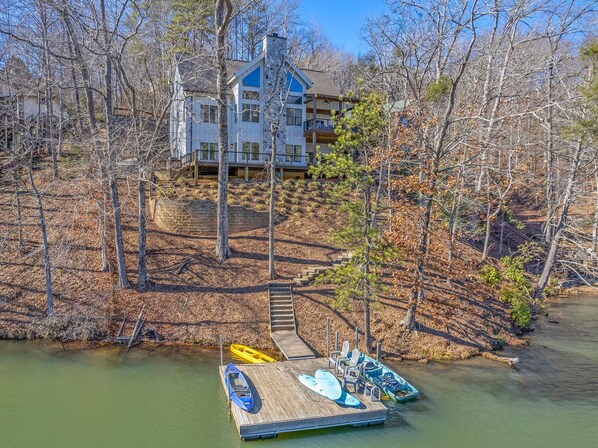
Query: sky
[{"left": 298, "top": 0, "right": 388, "bottom": 55}]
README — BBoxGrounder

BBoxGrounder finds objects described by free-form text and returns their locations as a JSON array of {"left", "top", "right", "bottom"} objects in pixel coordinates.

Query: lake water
[{"left": 1, "top": 295, "right": 597, "bottom": 448}]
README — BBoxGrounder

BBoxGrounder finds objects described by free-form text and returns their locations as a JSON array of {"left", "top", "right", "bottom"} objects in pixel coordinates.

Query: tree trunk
[
  {"left": 60, "top": 1, "right": 108, "bottom": 272},
  {"left": 447, "top": 189, "right": 462, "bottom": 269},
  {"left": 363, "top": 186, "right": 373, "bottom": 352},
  {"left": 13, "top": 156, "right": 23, "bottom": 250},
  {"left": 403, "top": 196, "right": 433, "bottom": 330},
  {"left": 534, "top": 140, "right": 583, "bottom": 297},
  {"left": 364, "top": 300, "right": 371, "bottom": 353},
  {"left": 57, "top": 89, "right": 63, "bottom": 157},
  {"left": 481, "top": 204, "right": 493, "bottom": 262},
  {"left": 138, "top": 172, "right": 147, "bottom": 290},
  {"left": 268, "top": 128, "right": 277, "bottom": 280},
  {"left": 544, "top": 59, "right": 555, "bottom": 242},
  {"left": 28, "top": 154, "right": 53, "bottom": 315},
  {"left": 40, "top": 4, "right": 57, "bottom": 180},
  {"left": 102, "top": 0, "right": 129, "bottom": 288},
  {"left": 592, "top": 166, "right": 598, "bottom": 256},
  {"left": 403, "top": 300, "right": 417, "bottom": 331},
  {"left": 214, "top": 0, "right": 233, "bottom": 262}
]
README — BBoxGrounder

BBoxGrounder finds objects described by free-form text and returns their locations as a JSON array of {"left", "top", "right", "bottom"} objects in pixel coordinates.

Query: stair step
[
  {"left": 270, "top": 298, "right": 292, "bottom": 303},
  {"left": 271, "top": 312, "right": 294, "bottom": 318},
  {"left": 271, "top": 324, "right": 295, "bottom": 331}
]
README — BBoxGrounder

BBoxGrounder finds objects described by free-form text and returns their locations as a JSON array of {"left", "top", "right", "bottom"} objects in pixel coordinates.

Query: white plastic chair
[
  {"left": 338, "top": 348, "right": 361, "bottom": 377},
  {"left": 329, "top": 340, "right": 350, "bottom": 369}
]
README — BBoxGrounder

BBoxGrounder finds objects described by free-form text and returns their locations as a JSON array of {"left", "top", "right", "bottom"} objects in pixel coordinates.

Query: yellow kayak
[{"left": 230, "top": 344, "right": 276, "bottom": 364}]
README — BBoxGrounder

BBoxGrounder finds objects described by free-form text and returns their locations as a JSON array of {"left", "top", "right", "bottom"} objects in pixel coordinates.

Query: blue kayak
[
  {"left": 359, "top": 354, "right": 419, "bottom": 402},
  {"left": 224, "top": 363, "right": 254, "bottom": 412}
]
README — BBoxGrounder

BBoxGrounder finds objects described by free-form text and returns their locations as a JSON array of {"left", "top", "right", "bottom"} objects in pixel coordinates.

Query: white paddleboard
[
  {"left": 335, "top": 390, "right": 361, "bottom": 407},
  {"left": 315, "top": 369, "right": 342, "bottom": 400},
  {"left": 298, "top": 373, "right": 327, "bottom": 397}
]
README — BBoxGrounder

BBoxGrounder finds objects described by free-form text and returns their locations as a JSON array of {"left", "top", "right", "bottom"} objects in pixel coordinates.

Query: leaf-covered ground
[{"left": 0, "top": 153, "right": 521, "bottom": 360}]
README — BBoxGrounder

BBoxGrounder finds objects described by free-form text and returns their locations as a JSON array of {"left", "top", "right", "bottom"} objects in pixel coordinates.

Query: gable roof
[
  {"left": 175, "top": 55, "right": 339, "bottom": 98},
  {"left": 175, "top": 55, "right": 246, "bottom": 94}
]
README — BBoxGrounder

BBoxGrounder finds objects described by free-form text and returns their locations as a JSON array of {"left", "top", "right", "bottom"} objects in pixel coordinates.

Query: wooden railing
[
  {"left": 181, "top": 150, "right": 312, "bottom": 168},
  {"left": 304, "top": 118, "right": 335, "bottom": 132}
]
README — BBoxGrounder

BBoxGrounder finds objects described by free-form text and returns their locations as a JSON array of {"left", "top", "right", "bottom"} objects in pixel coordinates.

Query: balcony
[{"left": 304, "top": 118, "right": 335, "bottom": 133}]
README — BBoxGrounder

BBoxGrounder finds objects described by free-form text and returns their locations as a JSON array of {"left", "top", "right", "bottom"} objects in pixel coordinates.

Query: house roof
[
  {"left": 175, "top": 55, "right": 246, "bottom": 94},
  {"left": 175, "top": 55, "right": 340, "bottom": 98},
  {"left": 302, "top": 69, "right": 341, "bottom": 98}
]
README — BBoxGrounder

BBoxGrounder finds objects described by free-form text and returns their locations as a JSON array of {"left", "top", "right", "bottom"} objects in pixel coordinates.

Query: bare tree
[{"left": 214, "top": 0, "right": 233, "bottom": 263}]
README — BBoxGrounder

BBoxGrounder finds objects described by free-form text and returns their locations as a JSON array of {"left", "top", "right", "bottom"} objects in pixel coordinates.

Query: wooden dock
[
  {"left": 219, "top": 358, "right": 387, "bottom": 440},
  {"left": 271, "top": 330, "right": 315, "bottom": 360}
]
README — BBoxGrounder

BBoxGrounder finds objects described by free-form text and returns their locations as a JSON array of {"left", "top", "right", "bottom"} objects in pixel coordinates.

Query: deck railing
[
  {"left": 182, "top": 150, "right": 311, "bottom": 167},
  {"left": 304, "top": 118, "right": 335, "bottom": 132}
]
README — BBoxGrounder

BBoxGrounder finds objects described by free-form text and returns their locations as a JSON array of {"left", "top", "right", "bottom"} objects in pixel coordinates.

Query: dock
[{"left": 219, "top": 358, "right": 387, "bottom": 440}]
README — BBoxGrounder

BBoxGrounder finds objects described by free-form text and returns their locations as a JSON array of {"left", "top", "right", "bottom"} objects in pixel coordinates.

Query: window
[
  {"left": 200, "top": 104, "right": 217, "bottom": 123},
  {"left": 242, "top": 67, "right": 261, "bottom": 87},
  {"left": 285, "top": 145, "right": 302, "bottom": 163},
  {"left": 242, "top": 142, "right": 260, "bottom": 161},
  {"left": 199, "top": 142, "right": 217, "bottom": 160},
  {"left": 242, "top": 104, "right": 260, "bottom": 123},
  {"left": 242, "top": 90, "right": 260, "bottom": 100},
  {"left": 286, "top": 108, "right": 302, "bottom": 126},
  {"left": 286, "top": 72, "right": 303, "bottom": 92}
]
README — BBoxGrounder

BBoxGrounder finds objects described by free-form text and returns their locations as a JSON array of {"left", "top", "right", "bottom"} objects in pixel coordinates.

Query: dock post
[
  {"left": 219, "top": 335, "right": 223, "bottom": 366},
  {"left": 355, "top": 327, "right": 358, "bottom": 350},
  {"left": 326, "top": 318, "right": 330, "bottom": 358},
  {"left": 335, "top": 331, "right": 339, "bottom": 352},
  {"left": 376, "top": 342, "right": 381, "bottom": 361}
]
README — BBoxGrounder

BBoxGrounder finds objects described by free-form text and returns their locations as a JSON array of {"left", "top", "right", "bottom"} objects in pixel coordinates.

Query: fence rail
[{"left": 181, "top": 149, "right": 312, "bottom": 168}]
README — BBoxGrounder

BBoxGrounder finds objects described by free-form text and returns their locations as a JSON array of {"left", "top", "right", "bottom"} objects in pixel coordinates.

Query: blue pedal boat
[
  {"left": 360, "top": 354, "right": 420, "bottom": 402},
  {"left": 224, "top": 363, "right": 254, "bottom": 412}
]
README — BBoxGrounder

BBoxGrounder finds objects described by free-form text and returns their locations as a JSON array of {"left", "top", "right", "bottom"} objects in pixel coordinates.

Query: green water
[{"left": 1, "top": 296, "right": 598, "bottom": 448}]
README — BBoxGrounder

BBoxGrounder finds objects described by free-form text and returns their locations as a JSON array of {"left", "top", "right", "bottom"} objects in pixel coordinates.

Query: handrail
[
  {"left": 304, "top": 118, "right": 335, "bottom": 132},
  {"left": 181, "top": 149, "right": 311, "bottom": 166}
]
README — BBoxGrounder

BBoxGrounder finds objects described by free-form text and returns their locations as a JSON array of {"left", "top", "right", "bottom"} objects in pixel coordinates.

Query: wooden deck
[
  {"left": 219, "top": 358, "right": 387, "bottom": 440},
  {"left": 271, "top": 330, "right": 315, "bottom": 360}
]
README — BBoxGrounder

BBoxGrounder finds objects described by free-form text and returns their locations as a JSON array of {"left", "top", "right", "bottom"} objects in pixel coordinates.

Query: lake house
[{"left": 169, "top": 33, "right": 351, "bottom": 179}]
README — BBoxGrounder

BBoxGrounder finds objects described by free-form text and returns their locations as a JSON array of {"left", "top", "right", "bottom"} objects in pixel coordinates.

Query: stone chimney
[{"left": 262, "top": 33, "right": 287, "bottom": 160}]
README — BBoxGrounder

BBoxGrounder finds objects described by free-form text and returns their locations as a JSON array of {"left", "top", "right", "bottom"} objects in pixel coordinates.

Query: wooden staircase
[
  {"left": 268, "top": 283, "right": 315, "bottom": 360},
  {"left": 268, "top": 283, "right": 296, "bottom": 332},
  {"left": 293, "top": 251, "right": 353, "bottom": 286}
]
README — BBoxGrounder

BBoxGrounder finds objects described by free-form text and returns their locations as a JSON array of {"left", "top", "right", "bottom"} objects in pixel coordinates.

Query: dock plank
[
  {"left": 219, "top": 358, "right": 387, "bottom": 439},
  {"left": 271, "top": 331, "right": 315, "bottom": 360}
]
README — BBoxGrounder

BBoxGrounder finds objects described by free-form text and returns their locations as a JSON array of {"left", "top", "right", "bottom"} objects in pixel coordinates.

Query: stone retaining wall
[{"left": 152, "top": 198, "right": 269, "bottom": 235}]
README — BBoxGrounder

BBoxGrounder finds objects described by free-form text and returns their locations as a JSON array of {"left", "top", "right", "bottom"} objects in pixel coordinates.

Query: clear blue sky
[{"left": 299, "top": 0, "right": 387, "bottom": 55}]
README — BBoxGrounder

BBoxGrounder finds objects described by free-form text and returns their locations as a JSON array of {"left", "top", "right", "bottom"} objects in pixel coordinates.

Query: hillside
[{"left": 0, "top": 152, "right": 522, "bottom": 360}]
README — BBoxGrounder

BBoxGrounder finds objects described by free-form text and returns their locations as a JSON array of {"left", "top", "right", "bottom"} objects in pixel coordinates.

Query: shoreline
[{"left": 0, "top": 333, "right": 527, "bottom": 366}]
